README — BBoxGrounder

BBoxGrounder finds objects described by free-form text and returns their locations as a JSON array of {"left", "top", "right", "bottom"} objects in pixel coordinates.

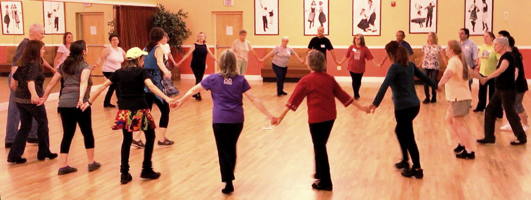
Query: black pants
[
  {"left": 8, "top": 103, "right": 51, "bottom": 160},
  {"left": 349, "top": 72, "right": 363, "bottom": 98},
  {"left": 476, "top": 77, "right": 495, "bottom": 110},
  {"left": 394, "top": 106, "right": 421, "bottom": 169},
  {"left": 146, "top": 93, "right": 170, "bottom": 128},
  {"left": 120, "top": 128, "right": 155, "bottom": 173},
  {"left": 423, "top": 69, "right": 438, "bottom": 100},
  {"left": 309, "top": 120, "right": 335, "bottom": 183},
  {"left": 58, "top": 107, "right": 95, "bottom": 153},
  {"left": 192, "top": 64, "right": 206, "bottom": 95},
  {"left": 103, "top": 72, "right": 117, "bottom": 105},
  {"left": 272, "top": 64, "right": 287, "bottom": 95},
  {"left": 213, "top": 123, "right": 243, "bottom": 182},
  {"left": 484, "top": 90, "right": 527, "bottom": 142}
]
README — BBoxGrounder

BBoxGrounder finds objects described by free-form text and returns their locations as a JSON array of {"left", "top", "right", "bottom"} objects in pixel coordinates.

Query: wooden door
[
  {"left": 214, "top": 11, "right": 242, "bottom": 72},
  {"left": 77, "top": 12, "right": 105, "bottom": 76}
]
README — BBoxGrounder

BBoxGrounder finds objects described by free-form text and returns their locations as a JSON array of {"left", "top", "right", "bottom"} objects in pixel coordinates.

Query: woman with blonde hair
[
  {"left": 438, "top": 40, "right": 475, "bottom": 159},
  {"left": 175, "top": 50, "right": 278, "bottom": 194},
  {"left": 175, "top": 32, "right": 216, "bottom": 100},
  {"left": 421, "top": 32, "right": 445, "bottom": 104}
]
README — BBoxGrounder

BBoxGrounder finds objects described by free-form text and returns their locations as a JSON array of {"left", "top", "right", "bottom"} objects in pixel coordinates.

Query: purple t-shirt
[{"left": 201, "top": 74, "right": 251, "bottom": 123}]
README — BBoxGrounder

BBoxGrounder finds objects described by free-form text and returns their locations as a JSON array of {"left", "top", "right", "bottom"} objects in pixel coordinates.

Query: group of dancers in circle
[{"left": 5, "top": 23, "right": 527, "bottom": 194}]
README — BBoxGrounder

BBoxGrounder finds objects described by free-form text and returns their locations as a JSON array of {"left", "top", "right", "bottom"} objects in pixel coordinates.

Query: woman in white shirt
[
  {"left": 53, "top": 32, "right": 73, "bottom": 69},
  {"left": 99, "top": 33, "right": 125, "bottom": 108},
  {"left": 438, "top": 40, "right": 476, "bottom": 160}
]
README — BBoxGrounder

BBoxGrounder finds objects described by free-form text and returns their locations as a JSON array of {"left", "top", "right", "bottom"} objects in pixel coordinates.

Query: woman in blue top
[
  {"left": 368, "top": 41, "right": 436, "bottom": 179},
  {"left": 144, "top": 27, "right": 174, "bottom": 146}
]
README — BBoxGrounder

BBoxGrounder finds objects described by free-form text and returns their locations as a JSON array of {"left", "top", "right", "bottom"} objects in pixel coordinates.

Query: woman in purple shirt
[{"left": 176, "top": 50, "right": 278, "bottom": 194}]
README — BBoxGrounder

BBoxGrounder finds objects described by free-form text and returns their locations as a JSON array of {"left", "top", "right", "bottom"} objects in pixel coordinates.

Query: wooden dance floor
[{"left": 1, "top": 77, "right": 530, "bottom": 200}]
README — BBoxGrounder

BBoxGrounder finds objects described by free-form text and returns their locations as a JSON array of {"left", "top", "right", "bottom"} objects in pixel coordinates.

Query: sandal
[
  {"left": 132, "top": 140, "right": 145, "bottom": 148},
  {"left": 158, "top": 138, "right": 174, "bottom": 146}
]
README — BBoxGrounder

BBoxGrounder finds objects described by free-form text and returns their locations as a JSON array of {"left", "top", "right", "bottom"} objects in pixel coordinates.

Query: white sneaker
[{"left": 500, "top": 124, "right": 511, "bottom": 131}]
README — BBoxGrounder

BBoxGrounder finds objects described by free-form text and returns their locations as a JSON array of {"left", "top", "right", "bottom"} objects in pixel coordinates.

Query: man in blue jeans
[{"left": 5, "top": 24, "right": 54, "bottom": 148}]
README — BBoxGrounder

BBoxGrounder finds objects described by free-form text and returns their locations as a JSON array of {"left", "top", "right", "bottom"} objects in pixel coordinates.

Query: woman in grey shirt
[
  {"left": 259, "top": 37, "right": 304, "bottom": 96},
  {"left": 41, "top": 40, "right": 101, "bottom": 175}
]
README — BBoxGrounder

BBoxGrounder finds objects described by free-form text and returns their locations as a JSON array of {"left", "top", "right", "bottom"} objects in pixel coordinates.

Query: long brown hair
[
  {"left": 61, "top": 40, "right": 86, "bottom": 75},
  {"left": 18, "top": 40, "right": 44, "bottom": 67},
  {"left": 447, "top": 40, "right": 469, "bottom": 80},
  {"left": 146, "top": 27, "right": 165, "bottom": 52},
  {"left": 385, "top": 41, "right": 408, "bottom": 66}
]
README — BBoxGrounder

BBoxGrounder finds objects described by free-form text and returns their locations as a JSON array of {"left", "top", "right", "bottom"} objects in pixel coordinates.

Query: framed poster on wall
[
  {"left": 465, "top": 0, "right": 493, "bottom": 35},
  {"left": 1, "top": 1, "right": 24, "bottom": 35},
  {"left": 409, "top": 0, "right": 437, "bottom": 33},
  {"left": 254, "top": 0, "right": 279, "bottom": 35},
  {"left": 352, "top": 0, "right": 381, "bottom": 36},
  {"left": 304, "top": 0, "right": 329, "bottom": 35},
  {"left": 43, "top": 1, "right": 65, "bottom": 34}
]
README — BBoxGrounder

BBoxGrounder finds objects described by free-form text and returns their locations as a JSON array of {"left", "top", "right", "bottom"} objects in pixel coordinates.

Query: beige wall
[{"left": 158, "top": 0, "right": 531, "bottom": 47}]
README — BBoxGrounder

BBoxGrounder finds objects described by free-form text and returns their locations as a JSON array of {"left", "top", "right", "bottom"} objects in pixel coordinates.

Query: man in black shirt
[
  {"left": 477, "top": 37, "right": 527, "bottom": 145},
  {"left": 307, "top": 26, "right": 339, "bottom": 70}
]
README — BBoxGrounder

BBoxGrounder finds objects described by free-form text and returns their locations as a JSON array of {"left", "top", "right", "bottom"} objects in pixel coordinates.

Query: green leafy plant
[{"left": 152, "top": 4, "right": 191, "bottom": 49}]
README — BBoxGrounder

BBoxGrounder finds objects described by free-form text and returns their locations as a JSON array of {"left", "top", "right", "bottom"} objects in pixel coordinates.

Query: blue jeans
[{"left": 5, "top": 76, "right": 38, "bottom": 144}]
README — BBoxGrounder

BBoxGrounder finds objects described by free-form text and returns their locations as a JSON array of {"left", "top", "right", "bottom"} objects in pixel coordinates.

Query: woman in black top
[
  {"left": 8, "top": 40, "right": 57, "bottom": 164},
  {"left": 87, "top": 47, "right": 175, "bottom": 184},
  {"left": 176, "top": 32, "right": 216, "bottom": 101},
  {"left": 478, "top": 37, "right": 527, "bottom": 145}
]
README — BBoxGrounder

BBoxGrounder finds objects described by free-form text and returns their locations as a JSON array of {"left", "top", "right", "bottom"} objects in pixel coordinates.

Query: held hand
[
  {"left": 31, "top": 95, "right": 40, "bottom": 105},
  {"left": 163, "top": 72, "right": 172, "bottom": 80},
  {"left": 358, "top": 105, "right": 370, "bottom": 114},
  {"left": 37, "top": 96, "right": 48, "bottom": 106},
  {"left": 90, "top": 65, "right": 97, "bottom": 70},
  {"left": 479, "top": 77, "right": 487, "bottom": 85},
  {"left": 270, "top": 117, "right": 280, "bottom": 126},
  {"left": 368, "top": 104, "right": 377, "bottom": 113},
  {"left": 80, "top": 102, "right": 91, "bottom": 112}
]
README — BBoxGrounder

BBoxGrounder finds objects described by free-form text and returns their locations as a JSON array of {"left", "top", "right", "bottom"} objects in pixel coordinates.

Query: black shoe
[
  {"left": 121, "top": 173, "right": 133, "bottom": 184},
  {"left": 473, "top": 108, "right": 484, "bottom": 112},
  {"left": 281, "top": 91, "right": 288, "bottom": 96},
  {"left": 422, "top": 99, "right": 430, "bottom": 104},
  {"left": 27, "top": 138, "right": 39, "bottom": 144},
  {"left": 453, "top": 144, "right": 465, "bottom": 153},
  {"left": 197, "top": 93, "right": 202, "bottom": 101},
  {"left": 430, "top": 97, "right": 437, "bottom": 103},
  {"left": 37, "top": 152, "right": 58, "bottom": 161},
  {"left": 5, "top": 143, "right": 12, "bottom": 148},
  {"left": 7, "top": 157, "right": 27, "bottom": 164},
  {"left": 131, "top": 140, "right": 145, "bottom": 149},
  {"left": 510, "top": 140, "right": 527, "bottom": 146},
  {"left": 354, "top": 95, "right": 361, "bottom": 100},
  {"left": 103, "top": 104, "right": 116, "bottom": 108},
  {"left": 88, "top": 161, "right": 101, "bottom": 172},
  {"left": 456, "top": 150, "right": 475, "bottom": 159},
  {"left": 157, "top": 138, "right": 174, "bottom": 146},
  {"left": 394, "top": 160, "right": 410, "bottom": 170},
  {"left": 140, "top": 169, "right": 161, "bottom": 180},
  {"left": 222, "top": 181, "right": 234, "bottom": 194},
  {"left": 477, "top": 138, "right": 495, "bottom": 144},
  {"left": 311, "top": 180, "right": 333, "bottom": 191},
  {"left": 401, "top": 168, "right": 424, "bottom": 179},
  {"left": 58, "top": 166, "right": 78, "bottom": 175}
]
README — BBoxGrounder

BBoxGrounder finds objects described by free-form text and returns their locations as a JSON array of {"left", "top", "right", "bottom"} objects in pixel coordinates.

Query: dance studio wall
[
  {"left": 0, "top": 2, "right": 116, "bottom": 45},
  {"left": 161, "top": 0, "right": 531, "bottom": 78}
]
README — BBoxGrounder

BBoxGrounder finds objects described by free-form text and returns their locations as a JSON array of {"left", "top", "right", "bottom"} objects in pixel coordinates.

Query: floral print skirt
[{"left": 112, "top": 109, "right": 156, "bottom": 132}]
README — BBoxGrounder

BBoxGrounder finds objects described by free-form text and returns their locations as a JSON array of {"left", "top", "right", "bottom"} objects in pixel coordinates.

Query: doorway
[{"left": 77, "top": 12, "right": 105, "bottom": 76}]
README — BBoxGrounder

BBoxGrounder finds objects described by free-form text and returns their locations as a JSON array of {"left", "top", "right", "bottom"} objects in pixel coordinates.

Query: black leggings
[
  {"left": 476, "top": 76, "right": 495, "bottom": 110},
  {"left": 309, "top": 120, "right": 335, "bottom": 183},
  {"left": 349, "top": 72, "right": 363, "bottom": 98},
  {"left": 103, "top": 72, "right": 117, "bottom": 105},
  {"left": 192, "top": 64, "right": 205, "bottom": 95},
  {"left": 394, "top": 106, "right": 421, "bottom": 169},
  {"left": 146, "top": 93, "right": 170, "bottom": 128},
  {"left": 213, "top": 123, "right": 243, "bottom": 182},
  {"left": 120, "top": 128, "right": 155, "bottom": 173},
  {"left": 423, "top": 69, "right": 438, "bottom": 100},
  {"left": 484, "top": 90, "right": 527, "bottom": 142},
  {"left": 8, "top": 103, "right": 51, "bottom": 160},
  {"left": 59, "top": 107, "right": 95, "bottom": 153}
]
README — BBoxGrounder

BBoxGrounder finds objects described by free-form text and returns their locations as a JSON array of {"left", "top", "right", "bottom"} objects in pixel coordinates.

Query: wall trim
[
  {"left": 180, "top": 45, "right": 531, "bottom": 50},
  {"left": 0, "top": 43, "right": 63, "bottom": 47},
  {"left": 59, "top": 0, "right": 157, "bottom": 7}
]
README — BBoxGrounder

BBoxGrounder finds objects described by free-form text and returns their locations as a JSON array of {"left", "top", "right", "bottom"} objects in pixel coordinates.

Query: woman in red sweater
[{"left": 277, "top": 50, "right": 368, "bottom": 191}]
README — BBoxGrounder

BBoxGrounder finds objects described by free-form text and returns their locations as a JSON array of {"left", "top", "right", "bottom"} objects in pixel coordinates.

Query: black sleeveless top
[{"left": 191, "top": 43, "right": 207, "bottom": 68}]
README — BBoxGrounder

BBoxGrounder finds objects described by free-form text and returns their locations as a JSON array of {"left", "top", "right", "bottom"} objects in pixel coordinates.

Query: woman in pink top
[
  {"left": 339, "top": 34, "right": 379, "bottom": 99},
  {"left": 53, "top": 32, "right": 73, "bottom": 69},
  {"left": 98, "top": 33, "right": 126, "bottom": 108}
]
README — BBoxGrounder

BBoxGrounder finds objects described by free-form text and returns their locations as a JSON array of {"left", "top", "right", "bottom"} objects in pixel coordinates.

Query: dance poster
[
  {"left": 254, "top": 0, "right": 279, "bottom": 35},
  {"left": 304, "top": 0, "right": 329, "bottom": 35},
  {"left": 352, "top": 0, "right": 381, "bottom": 36},
  {"left": 409, "top": 0, "right": 438, "bottom": 33},
  {"left": 43, "top": 1, "right": 65, "bottom": 34},
  {"left": 1, "top": 1, "right": 24, "bottom": 35}
]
